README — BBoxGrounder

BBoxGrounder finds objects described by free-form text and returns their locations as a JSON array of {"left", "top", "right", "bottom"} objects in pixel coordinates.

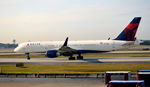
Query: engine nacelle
[{"left": 46, "top": 50, "right": 60, "bottom": 58}]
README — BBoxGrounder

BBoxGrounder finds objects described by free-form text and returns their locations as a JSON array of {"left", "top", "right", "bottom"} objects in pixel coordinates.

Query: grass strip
[{"left": 0, "top": 64, "right": 150, "bottom": 74}]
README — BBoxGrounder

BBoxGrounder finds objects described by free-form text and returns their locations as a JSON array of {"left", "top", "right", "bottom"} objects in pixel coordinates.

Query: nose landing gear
[{"left": 25, "top": 53, "right": 30, "bottom": 60}]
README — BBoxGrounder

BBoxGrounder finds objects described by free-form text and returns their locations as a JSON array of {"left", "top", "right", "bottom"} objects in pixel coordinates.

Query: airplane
[{"left": 14, "top": 17, "right": 141, "bottom": 60}]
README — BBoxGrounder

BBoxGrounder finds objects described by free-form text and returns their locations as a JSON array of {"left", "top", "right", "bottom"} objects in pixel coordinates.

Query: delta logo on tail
[{"left": 115, "top": 17, "right": 141, "bottom": 41}]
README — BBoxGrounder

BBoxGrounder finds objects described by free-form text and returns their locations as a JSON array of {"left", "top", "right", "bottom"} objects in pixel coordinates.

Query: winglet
[{"left": 63, "top": 37, "right": 68, "bottom": 46}]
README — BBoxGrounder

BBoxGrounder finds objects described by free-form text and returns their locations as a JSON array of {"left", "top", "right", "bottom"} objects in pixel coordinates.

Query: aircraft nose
[{"left": 14, "top": 47, "right": 19, "bottom": 52}]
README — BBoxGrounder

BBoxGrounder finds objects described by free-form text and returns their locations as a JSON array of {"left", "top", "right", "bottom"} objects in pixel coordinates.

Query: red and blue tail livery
[{"left": 115, "top": 17, "right": 141, "bottom": 41}]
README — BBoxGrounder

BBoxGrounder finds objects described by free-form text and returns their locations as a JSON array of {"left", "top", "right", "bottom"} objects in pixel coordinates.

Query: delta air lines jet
[{"left": 14, "top": 17, "right": 141, "bottom": 60}]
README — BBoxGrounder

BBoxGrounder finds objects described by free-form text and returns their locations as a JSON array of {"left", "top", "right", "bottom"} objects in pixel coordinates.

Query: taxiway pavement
[
  {"left": 0, "top": 57, "right": 150, "bottom": 64},
  {"left": 0, "top": 51, "right": 150, "bottom": 56}
]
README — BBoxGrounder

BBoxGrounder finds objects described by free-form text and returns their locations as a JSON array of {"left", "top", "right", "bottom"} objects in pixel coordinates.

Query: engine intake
[{"left": 46, "top": 50, "right": 60, "bottom": 58}]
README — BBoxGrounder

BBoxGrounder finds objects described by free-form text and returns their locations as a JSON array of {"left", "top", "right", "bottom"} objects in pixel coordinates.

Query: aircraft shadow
[{"left": 82, "top": 58, "right": 103, "bottom": 63}]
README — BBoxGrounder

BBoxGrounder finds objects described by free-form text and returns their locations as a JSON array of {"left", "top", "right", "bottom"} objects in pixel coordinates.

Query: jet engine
[{"left": 46, "top": 50, "right": 60, "bottom": 58}]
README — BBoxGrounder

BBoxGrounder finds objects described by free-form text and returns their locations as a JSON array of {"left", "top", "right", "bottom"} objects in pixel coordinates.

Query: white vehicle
[{"left": 14, "top": 17, "right": 141, "bottom": 60}]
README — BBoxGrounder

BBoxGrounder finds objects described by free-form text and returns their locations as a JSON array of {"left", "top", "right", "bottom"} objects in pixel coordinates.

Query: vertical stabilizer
[{"left": 114, "top": 17, "right": 141, "bottom": 41}]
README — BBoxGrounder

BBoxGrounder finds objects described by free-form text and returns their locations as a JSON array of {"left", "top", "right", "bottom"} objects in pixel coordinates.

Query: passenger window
[{"left": 100, "top": 42, "right": 103, "bottom": 44}]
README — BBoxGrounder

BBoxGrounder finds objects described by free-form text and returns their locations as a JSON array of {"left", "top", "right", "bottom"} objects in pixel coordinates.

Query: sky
[{"left": 0, "top": 0, "right": 150, "bottom": 43}]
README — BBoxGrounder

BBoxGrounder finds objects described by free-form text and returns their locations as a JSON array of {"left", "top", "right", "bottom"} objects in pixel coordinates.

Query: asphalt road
[
  {"left": 0, "top": 78, "right": 105, "bottom": 87},
  {"left": 0, "top": 57, "right": 150, "bottom": 64}
]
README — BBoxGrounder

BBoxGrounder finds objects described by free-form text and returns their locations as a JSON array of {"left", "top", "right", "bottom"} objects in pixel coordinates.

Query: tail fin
[{"left": 114, "top": 17, "right": 141, "bottom": 41}]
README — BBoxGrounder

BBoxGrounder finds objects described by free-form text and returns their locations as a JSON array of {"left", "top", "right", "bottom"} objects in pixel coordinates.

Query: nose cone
[{"left": 14, "top": 47, "right": 19, "bottom": 52}]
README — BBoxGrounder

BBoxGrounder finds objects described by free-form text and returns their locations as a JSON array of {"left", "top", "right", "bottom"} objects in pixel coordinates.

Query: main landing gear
[
  {"left": 25, "top": 53, "right": 30, "bottom": 60},
  {"left": 68, "top": 53, "right": 83, "bottom": 60},
  {"left": 69, "top": 56, "right": 75, "bottom": 60},
  {"left": 77, "top": 53, "right": 83, "bottom": 60}
]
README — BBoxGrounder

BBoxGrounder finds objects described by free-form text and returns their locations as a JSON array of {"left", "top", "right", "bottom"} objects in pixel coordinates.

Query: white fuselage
[{"left": 14, "top": 40, "right": 134, "bottom": 53}]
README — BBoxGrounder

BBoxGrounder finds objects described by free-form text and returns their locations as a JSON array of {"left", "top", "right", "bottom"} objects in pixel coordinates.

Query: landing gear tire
[
  {"left": 77, "top": 56, "right": 83, "bottom": 60},
  {"left": 27, "top": 56, "right": 30, "bottom": 60},
  {"left": 69, "top": 57, "right": 75, "bottom": 60},
  {"left": 25, "top": 53, "right": 30, "bottom": 60}
]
